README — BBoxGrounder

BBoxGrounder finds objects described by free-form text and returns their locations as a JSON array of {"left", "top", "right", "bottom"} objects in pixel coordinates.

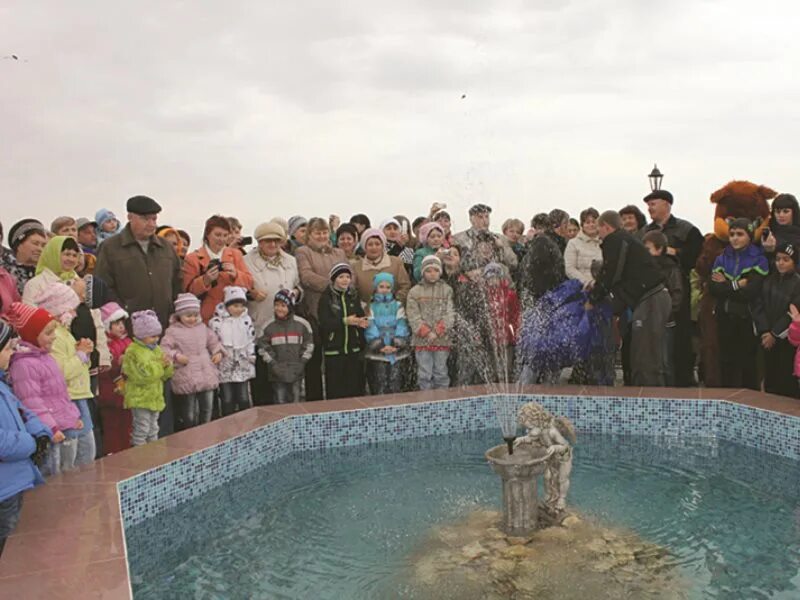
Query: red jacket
[
  {"left": 183, "top": 247, "right": 254, "bottom": 322},
  {"left": 486, "top": 281, "right": 520, "bottom": 347},
  {"left": 98, "top": 334, "right": 132, "bottom": 409}
]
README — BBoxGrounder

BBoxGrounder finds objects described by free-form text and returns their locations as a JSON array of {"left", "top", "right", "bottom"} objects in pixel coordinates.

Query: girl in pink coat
[
  {"left": 161, "top": 293, "right": 223, "bottom": 431},
  {"left": 6, "top": 302, "right": 84, "bottom": 476}
]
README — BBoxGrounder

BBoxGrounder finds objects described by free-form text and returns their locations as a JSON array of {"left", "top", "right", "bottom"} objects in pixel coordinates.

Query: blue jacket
[
  {"left": 0, "top": 370, "right": 50, "bottom": 502},
  {"left": 365, "top": 294, "right": 411, "bottom": 363}
]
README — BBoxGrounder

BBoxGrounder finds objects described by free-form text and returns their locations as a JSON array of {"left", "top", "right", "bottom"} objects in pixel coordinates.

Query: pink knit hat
[
  {"left": 418, "top": 222, "right": 444, "bottom": 246},
  {"left": 100, "top": 301, "right": 128, "bottom": 330},
  {"left": 35, "top": 282, "right": 80, "bottom": 317},
  {"left": 359, "top": 227, "right": 386, "bottom": 249},
  {"left": 173, "top": 293, "right": 201, "bottom": 316},
  {"left": 131, "top": 310, "right": 162, "bottom": 339}
]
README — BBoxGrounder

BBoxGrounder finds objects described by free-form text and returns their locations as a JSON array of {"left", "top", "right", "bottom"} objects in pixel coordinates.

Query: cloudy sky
[{"left": 2, "top": 1, "right": 798, "bottom": 242}]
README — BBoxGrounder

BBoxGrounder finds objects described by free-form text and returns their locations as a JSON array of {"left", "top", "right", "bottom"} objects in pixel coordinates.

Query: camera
[
  {"left": 240, "top": 236, "right": 253, "bottom": 247},
  {"left": 208, "top": 258, "right": 222, "bottom": 271},
  {"left": 761, "top": 227, "right": 771, "bottom": 242}
]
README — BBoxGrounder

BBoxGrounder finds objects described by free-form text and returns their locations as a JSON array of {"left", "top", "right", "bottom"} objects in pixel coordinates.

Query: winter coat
[
  {"left": 640, "top": 215, "right": 704, "bottom": 277},
  {"left": 710, "top": 243, "right": 768, "bottom": 319},
  {"left": 8, "top": 341, "right": 82, "bottom": 435},
  {"left": 386, "top": 241, "right": 414, "bottom": 279},
  {"left": 486, "top": 280, "right": 521, "bottom": 347},
  {"left": 258, "top": 315, "right": 314, "bottom": 383},
  {"left": 412, "top": 246, "right": 436, "bottom": 282},
  {"left": 0, "top": 251, "right": 36, "bottom": 297},
  {"left": 0, "top": 372, "right": 50, "bottom": 502},
  {"left": 0, "top": 266, "right": 20, "bottom": 316},
  {"left": 70, "top": 304, "right": 111, "bottom": 375},
  {"left": 318, "top": 285, "right": 366, "bottom": 355},
  {"left": 98, "top": 334, "right": 132, "bottom": 410},
  {"left": 752, "top": 271, "right": 800, "bottom": 338},
  {"left": 653, "top": 254, "right": 684, "bottom": 322},
  {"left": 209, "top": 303, "right": 256, "bottom": 383},
  {"left": 121, "top": 341, "right": 174, "bottom": 411},
  {"left": 364, "top": 295, "right": 411, "bottom": 362},
  {"left": 786, "top": 321, "right": 800, "bottom": 376},
  {"left": 564, "top": 232, "right": 602, "bottom": 285},
  {"left": 22, "top": 268, "right": 71, "bottom": 306},
  {"left": 161, "top": 318, "right": 223, "bottom": 394},
  {"left": 243, "top": 249, "right": 301, "bottom": 335},
  {"left": 406, "top": 279, "right": 455, "bottom": 348},
  {"left": 294, "top": 245, "right": 347, "bottom": 318},
  {"left": 183, "top": 246, "right": 254, "bottom": 322},
  {"left": 352, "top": 253, "right": 411, "bottom": 305},
  {"left": 51, "top": 324, "right": 93, "bottom": 400},
  {"left": 453, "top": 228, "right": 518, "bottom": 270},
  {"left": 94, "top": 224, "right": 183, "bottom": 328}
]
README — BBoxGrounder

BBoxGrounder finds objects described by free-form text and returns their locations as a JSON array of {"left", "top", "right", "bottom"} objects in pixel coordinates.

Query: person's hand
[
  {"left": 204, "top": 265, "right": 220, "bottom": 286},
  {"left": 357, "top": 317, "right": 369, "bottom": 329},
  {"left": 400, "top": 232, "right": 409, "bottom": 245},
  {"left": 381, "top": 346, "right": 397, "bottom": 354},
  {"left": 666, "top": 246, "right": 678, "bottom": 257},
  {"left": 161, "top": 354, "right": 172, "bottom": 366},
  {"left": 53, "top": 431, "right": 65, "bottom": 443},
  {"left": 345, "top": 315, "right": 361, "bottom": 326},
  {"left": 738, "top": 278, "right": 748, "bottom": 288},
  {"left": 75, "top": 419, "right": 84, "bottom": 430},
  {"left": 583, "top": 280, "right": 595, "bottom": 292},
  {"left": 761, "top": 332, "right": 776, "bottom": 350},
  {"left": 426, "top": 332, "right": 438, "bottom": 342},
  {"left": 211, "top": 352, "right": 223, "bottom": 365},
  {"left": 584, "top": 301, "right": 593, "bottom": 311},
  {"left": 711, "top": 272, "right": 725, "bottom": 283},
  {"left": 176, "top": 353, "right": 190, "bottom": 366},
  {"left": 763, "top": 233, "right": 777, "bottom": 252},
  {"left": 790, "top": 304, "right": 800, "bottom": 323},
  {"left": 222, "top": 262, "right": 237, "bottom": 278},
  {"left": 251, "top": 289, "right": 268, "bottom": 302},
  {"left": 76, "top": 338, "right": 94, "bottom": 354}
]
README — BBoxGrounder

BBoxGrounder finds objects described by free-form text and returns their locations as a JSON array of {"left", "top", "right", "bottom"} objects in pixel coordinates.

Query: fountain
[{"left": 486, "top": 401, "right": 576, "bottom": 535}]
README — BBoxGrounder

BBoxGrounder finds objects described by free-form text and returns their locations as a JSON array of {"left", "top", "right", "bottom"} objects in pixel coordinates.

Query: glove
[
  {"left": 31, "top": 435, "right": 51, "bottom": 467},
  {"left": 434, "top": 320, "right": 446, "bottom": 337}
]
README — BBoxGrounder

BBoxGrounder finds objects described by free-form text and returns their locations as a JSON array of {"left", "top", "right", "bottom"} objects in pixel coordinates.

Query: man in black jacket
[
  {"left": 590, "top": 211, "right": 671, "bottom": 386},
  {"left": 639, "top": 189, "right": 704, "bottom": 386}
]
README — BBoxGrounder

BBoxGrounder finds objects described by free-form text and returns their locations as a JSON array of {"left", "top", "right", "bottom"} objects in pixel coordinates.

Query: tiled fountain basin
[{"left": 1, "top": 385, "right": 799, "bottom": 598}]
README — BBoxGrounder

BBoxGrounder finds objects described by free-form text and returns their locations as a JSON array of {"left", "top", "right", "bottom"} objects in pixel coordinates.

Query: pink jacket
[
  {"left": 0, "top": 267, "right": 20, "bottom": 316},
  {"left": 8, "top": 341, "right": 81, "bottom": 434},
  {"left": 787, "top": 321, "right": 800, "bottom": 376},
  {"left": 161, "top": 318, "right": 223, "bottom": 395}
]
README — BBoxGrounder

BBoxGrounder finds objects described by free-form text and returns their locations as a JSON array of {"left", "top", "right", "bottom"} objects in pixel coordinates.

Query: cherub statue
[{"left": 514, "top": 402, "right": 577, "bottom": 513}]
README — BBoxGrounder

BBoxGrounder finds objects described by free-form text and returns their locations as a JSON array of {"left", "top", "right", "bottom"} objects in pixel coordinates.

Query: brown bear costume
[{"left": 695, "top": 181, "right": 776, "bottom": 387}]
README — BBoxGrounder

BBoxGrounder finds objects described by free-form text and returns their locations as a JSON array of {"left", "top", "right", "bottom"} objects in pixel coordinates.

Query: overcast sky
[{"left": 2, "top": 1, "right": 799, "bottom": 243}]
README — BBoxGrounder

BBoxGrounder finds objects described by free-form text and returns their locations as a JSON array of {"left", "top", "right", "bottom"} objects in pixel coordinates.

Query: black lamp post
[{"left": 648, "top": 164, "right": 663, "bottom": 191}]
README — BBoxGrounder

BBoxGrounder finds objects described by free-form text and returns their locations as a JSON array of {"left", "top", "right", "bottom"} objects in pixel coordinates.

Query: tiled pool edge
[{"left": 2, "top": 386, "right": 799, "bottom": 598}]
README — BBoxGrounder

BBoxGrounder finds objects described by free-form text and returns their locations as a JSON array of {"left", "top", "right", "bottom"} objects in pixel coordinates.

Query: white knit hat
[{"left": 224, "top": 286, "right": 248, "bottom": 306}]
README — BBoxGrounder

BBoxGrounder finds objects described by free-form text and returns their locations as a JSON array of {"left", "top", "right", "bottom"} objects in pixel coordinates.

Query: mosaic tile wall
[{"left": 119, "top": 394, "right": 800, "bottom": 527}]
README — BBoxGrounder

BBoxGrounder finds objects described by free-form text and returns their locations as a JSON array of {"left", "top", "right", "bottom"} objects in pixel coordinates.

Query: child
[
  {"left": 123, "top": 310, "right": 174, "bottom": 445},
  {"left": 643, "top": 231, "right": 684, "bottom": 386},
  {"left": 161, "top": 293, "right": 223, "bottom": 430},
  {"left": 0, "top": 321, "right": 52, "bottom": 557},
  {"left": 406, "top": 255, "right": 455, "bottom": 390},
  {"left": 6, "top": 302, "right": 84, "bottom": 476},
  {"left": 413, "top": 222, "right": 445, "bottom": 282},
  {"left": 97, "top": 302, "right": 133, "bottom": 454},
  {"left": 710, "top": 218, "right": 768, "bottom": 390},
  {"left": 364, "top": 273, "right": 411, "bottom": 394},
  {"left": 483, "top": 262, "right": 521, "bottom": 383},
  {"left": 258, "top": 290, "right": 314, "bottom": 404},
  {"left": 753, "top": 243, "right": 800, "bottom": 397},
  {"left": 209, "top": 286, "right": 256, "bottom": 415},
  {"left": 35, "top": 282, "right": 97, "bottom": 466},
  {"left": 94, "top": 209, "right": 121, "bottom": 244},
  {"left": 318, "top": 263, "right": 368, "bottom": 399}
]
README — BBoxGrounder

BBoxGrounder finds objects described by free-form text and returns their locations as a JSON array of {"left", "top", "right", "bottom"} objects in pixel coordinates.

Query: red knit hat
[{"left": 4, "top": 302, "right": 55, "bottom": 344}]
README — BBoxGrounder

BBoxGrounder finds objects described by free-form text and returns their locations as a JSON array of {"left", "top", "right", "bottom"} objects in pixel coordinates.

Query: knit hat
[
  {"left": 776, "top": 242, "right": 797, "bottom": 262},
  {"left": 380, "top": 218, "right": 401, "bottom": 230},
  {"left": 418, "top": 222, "right": 444, "bottom": 246},
  {"left": 270, "top": 217, "right": 289, "bottom": 235},
  {"left": 131, "top": 310, "right": 162, "bottom": 339},
  {"left": 254, "top": 221, "right": 287, "bottom": 242},
  {"left": 100, "top": 302, "right": 128, "bottom": 330},
  {"left": 174, "top": 293, "right": 201, "bottom": 316},
  {"left": 274, "top": 289, "right": 295, "bottom": 310},
  {"left": 483, "top": 262, "right": 504, "bottom": 280},
  {"left": 360, "top": 228, "right": 386, "bottom": 248},
  {"left": 4, "top": 302, "right": 55, "bottom": 344},
  {"left": 95, "top": 208, "right": 118, "bottom": 228},
  {"left": 0, "top": 320, "right": 16, "bottom": 352},
  {"left": 35, "top": 282, "right": 80, "bottom": 317},
  {"left": 643, "top": 189, "right": 674, "bottom": 205},
  {"left": 224, "top": 286, "right": 247, "bottom": 306},
  {"left": 421, "top": 255, "right": 442, "bottom": 275},
  {"left": 287, "top": 216, "right": 308, "bottom": 238},
  {"left": 372, "top": 272, "right": 395, "bottom": 290},
  {"left": 329, "top": 262, "right": 353, "bottom": 282},
  {"left": 8, "top": 219, "right": 46, "bottom": 250}
]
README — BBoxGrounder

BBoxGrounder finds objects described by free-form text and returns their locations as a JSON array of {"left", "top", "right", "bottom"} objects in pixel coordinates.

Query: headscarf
[
  {"left": 35, "top": 235, "right": 78, "bottom": 281},
  {"left": 157, "top": 227, "right": 184, "bottom": 256}
]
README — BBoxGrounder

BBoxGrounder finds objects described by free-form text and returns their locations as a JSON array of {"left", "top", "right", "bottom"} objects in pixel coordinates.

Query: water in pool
[{"left": 126, "top": 430, "right": 800, "bottom": 599}]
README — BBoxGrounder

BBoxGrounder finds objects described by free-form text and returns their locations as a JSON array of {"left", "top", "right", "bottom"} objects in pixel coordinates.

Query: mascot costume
[{"left": 695, "top": 181, "right": 776, "bottom": 387}]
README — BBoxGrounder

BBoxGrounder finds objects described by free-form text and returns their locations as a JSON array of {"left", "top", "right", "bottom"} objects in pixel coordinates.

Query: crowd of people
[{"left": 2, "top": 187, "right": 800, "bottom": 553}]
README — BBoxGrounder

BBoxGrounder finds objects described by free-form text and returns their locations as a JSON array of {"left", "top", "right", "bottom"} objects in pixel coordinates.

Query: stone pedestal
[{"left": 485, "top": 445, "right": 550, "bottom": 536}]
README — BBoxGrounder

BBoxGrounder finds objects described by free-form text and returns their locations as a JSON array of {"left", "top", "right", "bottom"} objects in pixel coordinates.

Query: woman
[
  {"left": 564, "top": 208, "right": 602, "bottom": 285},
  {"left": 352, "top": 228, "right": 412, "bottom": 305},
  {"left": 762, "top": 193, "right": 800, "bottom": 258},
  {"left": 244, "top": 221, "right": 302, "bottom": 405},
  {"left": 1, "top": 219, "right": 47, "bottom": 296},
  {"left": 176, "top": 230, "right": 191, "bottom": 260},
  {"left": 157, "top": 226, "right": 184, "bottom": 259},
  {"left": 566, "top": 218, "right": 580, "bottom": 240},
  {"left": 383, "top": 218, "right": 414, "bottom": 277},
  {"left": 22, "top": 236, "right": 80, "bottom": 305},
  {"left": 183, "top": 215, "right": 254, "bottom": 322},
  {"left": 619, "top": 205, "right": 647, "bottom": 234},
  {"left": 295, "top": 218, "right": 347, "bottom": 401}
]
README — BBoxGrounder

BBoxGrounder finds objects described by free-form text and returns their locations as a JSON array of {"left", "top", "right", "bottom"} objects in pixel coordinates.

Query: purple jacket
[
  {"left": 161, "top": 317, "right": 223, "bottom": 395},
  {"left": 8, "top": 341, "right": 81, "bottom": 435}
]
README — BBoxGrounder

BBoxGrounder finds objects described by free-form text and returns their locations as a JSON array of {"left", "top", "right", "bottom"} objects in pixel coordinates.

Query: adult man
[
  {"left": 639, "top": 189, "right": 704, "bottom": 386},
  {"left": 590, "top": 211, "right": 670, "bottom": 386},
  {"left": 453, "top": 204, "right": 518, "bottom": 270},
  {"left": 76, "top": 218, "right": 97, "bottom": 255}
]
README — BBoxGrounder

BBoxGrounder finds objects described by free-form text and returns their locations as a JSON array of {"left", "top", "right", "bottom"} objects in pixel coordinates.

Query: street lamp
[{"left": 648, "top": 164, "right": 663, "bottom": 191}]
